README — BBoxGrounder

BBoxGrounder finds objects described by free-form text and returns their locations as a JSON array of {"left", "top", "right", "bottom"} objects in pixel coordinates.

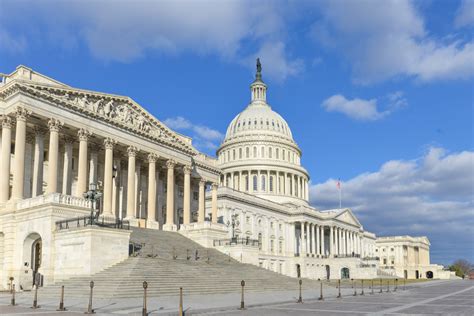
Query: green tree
[{"left": 448, "top": 259, "right": 473, "bottom": 278}]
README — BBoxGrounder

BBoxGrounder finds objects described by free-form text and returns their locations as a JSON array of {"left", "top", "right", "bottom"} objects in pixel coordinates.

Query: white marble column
[
  {"left": 31, "top": 127, "right": 46, "bottom": 197},
  {"left": 102, "top": 138, "right": 115, "bottom": 216},
  {"left": 311, "top": 224, "right": 316, "bottom": 254},
  {"left": 12, "top": 108, "right": 30, "bottom": 200},
  {"left": 198, "top": 179, "right": 205, "bottom": 223},
  {"left": 61, "top": 137, "right": 74, "bottom": 195},
  {"left": 0, "top": 116, "right": 12, "bottom": 202},
  {"left": 112, "top": 158, "right": 121, "bottom": 217},
  {"left": 211, "top": 183, "right": 218, "bottom": 223},
  {"left": 316, "top": 224, "right": 320, "bottom": 255},
  {"left": 306, "top": 222, "right": 311, "bottom": 255},
  {"left": 46, "top": 118, "right": 63, "bottom": 194},
  {"left": 182, "top": 165, "right": 192, "bottom": 225},
  {"left": 89, "top": 151, "right": 98, "bottom": 185},
  {"left": 76, "top": 129, "right": 90, "bottom": 197},
  {"left": 147, "top": 153, "right": 157, "bottom": 224},
  {"left": 126, "top": 146, "right": 138, "bottom": 219},
  {"left": 320, "top": 226, "right": 325, "bottom": 256},
  {"left": 164, "top": 159, "right": 176, "bottom": 230},
  {"left": 329, "top": 225, "right": 334, "bottom": 257}
]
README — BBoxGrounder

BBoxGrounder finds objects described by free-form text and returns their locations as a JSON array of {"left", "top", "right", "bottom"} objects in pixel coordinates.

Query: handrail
[
  {"left": 55, "top": 215, "right": 130, "bottom": 231},
  {"left": 213, "top": 237, "right": 260, "bottom": 247}
]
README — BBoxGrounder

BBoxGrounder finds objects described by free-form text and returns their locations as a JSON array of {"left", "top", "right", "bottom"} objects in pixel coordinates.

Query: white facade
[{"left": 0, "top": 63, "right": 447, "bottom": 292}]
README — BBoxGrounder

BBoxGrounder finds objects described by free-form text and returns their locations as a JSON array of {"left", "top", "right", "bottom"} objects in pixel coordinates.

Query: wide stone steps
[{"left": 39, "top": 228, "right": 317, "bottom": 297}]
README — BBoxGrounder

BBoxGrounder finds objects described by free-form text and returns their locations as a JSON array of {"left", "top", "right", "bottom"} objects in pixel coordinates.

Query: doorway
[
  {"left": 325, "top": 265, "right": 330, "bottom": 280},
  {"left": 341, "top": 267, "right": 350, "bottom": 279},
  {"left": 23, "top": 233, "right": 42, "bottom": 287}
]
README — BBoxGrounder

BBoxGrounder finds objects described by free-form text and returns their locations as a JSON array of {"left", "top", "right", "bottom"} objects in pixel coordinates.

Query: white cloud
[
  {"left": 455, "top": 0, "right": 474, "bottom": 28},
  {"left": 310, "top": 147, "right": 474, "bottom": 263},
  {"left": 0, "top": 0, "right": 301, "bottom": 81},
  {"left": 164, "top": 116, "right": 224, "bottom": 152},
  {"left": 312, "top": 0, "right": 474, "bottom": 83},
  {"left": 321, "top": 92, "right": 406, "bottom": 121}
]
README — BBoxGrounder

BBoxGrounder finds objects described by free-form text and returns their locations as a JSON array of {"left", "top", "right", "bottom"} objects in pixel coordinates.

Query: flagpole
[{"left": 339, "top": 183, "right": 342, "bottom": 209}]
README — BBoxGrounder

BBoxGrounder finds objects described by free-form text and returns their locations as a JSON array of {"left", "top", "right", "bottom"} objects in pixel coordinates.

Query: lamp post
[
  {"left": 226, "top": 214, "right": 239, "bottom": 244},
  {"left": 83, "top": 183, "right": 103, "bottom": 225}
]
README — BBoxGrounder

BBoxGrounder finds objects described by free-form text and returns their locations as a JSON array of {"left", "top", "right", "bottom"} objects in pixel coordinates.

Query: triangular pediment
[
  {"left": 7, "top": 81, "right": 197, "bottom": 155},
  {"left": 335, "top": 209, "right": 361, "bottom": 227}
]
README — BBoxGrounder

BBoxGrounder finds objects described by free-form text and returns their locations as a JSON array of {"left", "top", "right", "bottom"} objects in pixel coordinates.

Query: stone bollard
[
  {"left": 240, "top": 280, "right": 246, "bottom": 310},
  {"left": 337, "top": 279, "right": 342, "bottom": 298},
  {"left": 57, "top": 285, "right": 66, "bottom": 311},
  {"left": 394, "top": 279, "right": 398, "bottom": 292},
  {"left": 31, "top": 284, "right": 40, "bottom": 309},
  {"left": 386, "top": 280, "right": 390, "bottom": 293},
  {"left": 142, "top": 281, "right": 148, "bottom": 316},
  {"left": 85, "top": 281, "right": 95, "bottom": 314},
  {"left": 11, "top": 284, "right": 16, "bottom": 306},
  {"left": 361, "top": 280, "right": 365, "bottom": 295},
  {"left": 297, "top": 279, "right": 303, "bottom": 303},
  {"left": 318, "top": 279, "right": 324, "bottom": 301},
  {"left": 371, "top": 279, "right": 374, "bottom": 295},
  {"left": 379, "top": 278, "right": 383, "bottom": 293},
  {"left": 179, "top": 287, "right": 183, "bottom": 316},
  {"left": 352, "top": 279, "right": 357, "bottom": 296}
]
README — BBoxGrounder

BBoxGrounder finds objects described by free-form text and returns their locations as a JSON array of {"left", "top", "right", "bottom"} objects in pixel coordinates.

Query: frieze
[{"left": 2, "top": 82, "right": 196, "bottom": 155}]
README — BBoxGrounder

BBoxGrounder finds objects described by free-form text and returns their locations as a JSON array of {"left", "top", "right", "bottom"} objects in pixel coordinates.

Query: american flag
[{"left": 336, "top": 178, "right": 341, "bottom": 189}]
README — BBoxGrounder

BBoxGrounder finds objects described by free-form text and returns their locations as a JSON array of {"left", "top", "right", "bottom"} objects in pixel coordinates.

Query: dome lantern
[{"left": 250, "top": 58, "right": 267, "bottom": 104}]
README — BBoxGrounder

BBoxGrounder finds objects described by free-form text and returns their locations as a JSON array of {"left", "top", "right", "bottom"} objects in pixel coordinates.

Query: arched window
[
  {"left": 269, "top": 147, "right": 272, "bottom": 158},
  {"left": 253, "top": 175, "right": 258, "bottom": 191},
  {"left": 239, "top": 148, "right": 242, "bottom": 159},
  {"left": 282, "top": 149, "right": 285, "bottom": 161},
  {"left": 261, "top": 175, "right": 266, "bottom": 191},
  {"left": 261, "top": 146, "right": 265, "bottom": 158},
  {"left": 232, "top": 149, "right": 236, "bottom": 160},
  {"left": 276, "top": 148, "right": 279, "bottom": 159},
  {"left": 246, "top": 147, "right": 250, "bottom": 158},
  {"left": 245, "top": 176, "right": 249, "bottom": 191},
  {"left": 253, "top": 146, "right": 257, "bottom": 158},
  {"left": 269, "top": 176, "right": 273, "bottom": 192}
]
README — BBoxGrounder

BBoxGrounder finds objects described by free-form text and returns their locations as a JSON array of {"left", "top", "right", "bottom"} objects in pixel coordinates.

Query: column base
[
  {"left": 162, "top": 223, "right": 178, "bottom": 232},
  {"left": 146, "top": 220, "right": 159, "bottom": 230}
]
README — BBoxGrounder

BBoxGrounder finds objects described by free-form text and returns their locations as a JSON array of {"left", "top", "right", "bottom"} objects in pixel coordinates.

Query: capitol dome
[{"left": 217, "top": 59, "right": 309, "bottom": 205}]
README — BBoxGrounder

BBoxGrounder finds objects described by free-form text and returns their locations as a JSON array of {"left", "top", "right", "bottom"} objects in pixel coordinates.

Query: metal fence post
[
  {"left": 179, "top": 287, "right": 183, "bottom": 316},
  {"left": 10, "top": 284, "right": 16, "bottom": 306},
  {"left": 371, "top": 279, "right": 374, "bottom": 294},
  {"left": 352, "top": 279, "right": 357, "bottom": 296},
  {"left": 57, "top": 285, "right": 66, "bottom": 311},
  {"left": 297, "top": 279, "right": 303, "bottom": 303},
  {"left": 404, "top": 278, "right": 406, "bottom": 290},
  {"left": 240, "top": 280, "right": 245, "bottom": 310},
  {"left": 379, "top": 278, "right": 383, "bottom": 293},
  {"left": 142, "top": 281, "right": 148, "bottom": 316},
  {"left": 337, "top": 279, "right": 341, "bottom": 298},
  {"left": 386, "top": 280, "right": 390, "bottom": 293},
  {"left": 394, "top": 278, "right": 398, "bottom": 292},
  {"left": 32, "top": 284, "right": 40, "bottom": 309},
  {"left": 361, "top": 280, "right": 364, "bottom": 295},
  {"left": 85, "top": 281, "right": 95, "bottom": 314},
  {"left": 318, "top": 278, "right": 324, "bottom": 301}
]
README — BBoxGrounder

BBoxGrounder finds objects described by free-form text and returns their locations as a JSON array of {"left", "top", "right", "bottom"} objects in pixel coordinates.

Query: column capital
[
  {"left": 166, "top": 159, "right": 176, "bottom": 169},
  {"left": 183, "top": 165, "right": 193, "bottom": 175},
  {"left": 26, "top": 133, "right": 35, "bottom": 144},
  {"left": 211, "top": 182, "right": 219, "bottom": 190},
  {"left": 103, "top": 137, "right": 116, "bottom": 149},
  {"left": 33, "top": 126, "right": 48, "bottom": 136},
  {"left": 63, "top": 135, "right": 75, "bottom": 145},
  {"left": 78, "top": 128, "right": 92, "bottom": 141},
  {"left": 199, "top": 179, "right": 207, "bottom": 186},
  {"left": 14, "top": 106, "right": 31, "bottom": 122},
  {"left": 1, "top": 115, "right": 12, "bottom": 129},
  {"left": 147, "top": 153, "right": 158, "bottom": 163},
  {"left": 48, "top": 118, "right": 63, "bottom": 132},
  {"left": 127, "top": 145, "right": 139, "bottom": 157}
]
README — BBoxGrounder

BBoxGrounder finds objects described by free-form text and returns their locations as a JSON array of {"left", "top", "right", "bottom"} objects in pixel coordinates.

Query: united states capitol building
[{"left": 0, "top": 64, "right": 453, "bottom": 292}]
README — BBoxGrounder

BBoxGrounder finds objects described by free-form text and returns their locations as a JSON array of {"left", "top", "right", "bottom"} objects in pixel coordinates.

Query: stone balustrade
[{"left": 15, "top": 193, "right": 91, "bottom": 210}]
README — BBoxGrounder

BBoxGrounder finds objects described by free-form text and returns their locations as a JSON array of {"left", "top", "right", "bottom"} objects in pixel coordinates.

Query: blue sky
[{"left": 1, "top": 0, "right": 473, "bottom": 265}]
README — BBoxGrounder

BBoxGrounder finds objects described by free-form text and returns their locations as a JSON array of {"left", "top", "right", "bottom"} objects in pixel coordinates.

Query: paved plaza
[{"left": 0, "top": 280, "right": 472, "bottom": 315}]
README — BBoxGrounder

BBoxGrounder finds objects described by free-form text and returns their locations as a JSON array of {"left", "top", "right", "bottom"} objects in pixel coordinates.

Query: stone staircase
[{"left": 39, "top": 228, "right": 318, "bottom": 298}]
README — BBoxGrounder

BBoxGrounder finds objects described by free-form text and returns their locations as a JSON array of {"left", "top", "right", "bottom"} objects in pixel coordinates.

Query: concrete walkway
[{"left": 1, "top": 280, "right": 468, "bottom": 315}]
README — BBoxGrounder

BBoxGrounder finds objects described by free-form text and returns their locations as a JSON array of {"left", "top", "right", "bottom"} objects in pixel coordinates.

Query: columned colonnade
[
  {"left": 0, "top": 107, "right": 219, "bottom": 228},
  {"left": 222, "top": 170, "right": 309, "bottom": 200},
  {"left": 295, "top": 221, "right": 364, "bottom": 258}
]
